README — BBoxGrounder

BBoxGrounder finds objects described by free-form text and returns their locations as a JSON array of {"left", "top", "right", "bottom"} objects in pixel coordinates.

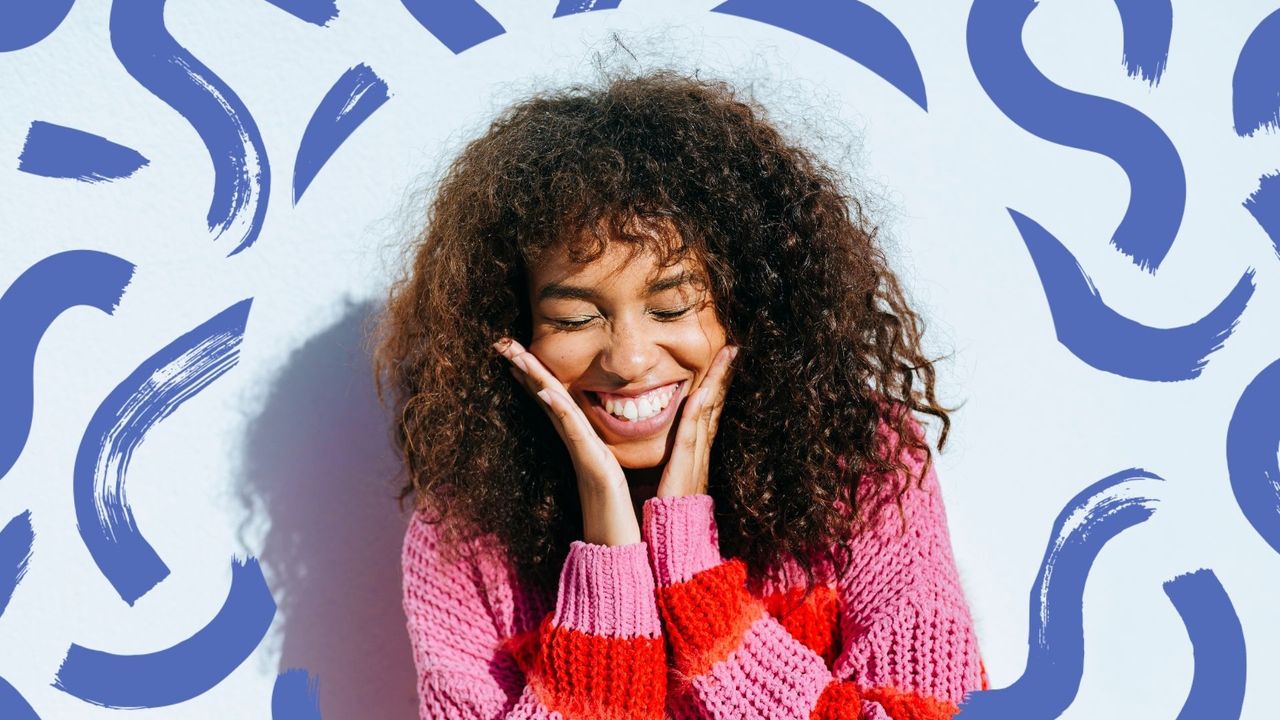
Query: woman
[{"left": 375, "top": 69, "right": 988, "bottom": 719}]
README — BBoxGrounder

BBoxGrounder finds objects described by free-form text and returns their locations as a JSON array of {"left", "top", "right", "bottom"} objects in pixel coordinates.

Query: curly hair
[{"left": 371, "top": 68, "right": 954, "bottom": 594}]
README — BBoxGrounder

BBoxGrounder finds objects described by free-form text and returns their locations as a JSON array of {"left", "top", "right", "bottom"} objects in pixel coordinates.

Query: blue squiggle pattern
[
  {"left": 1233, "top": 9, "right": 1280, "bottom": 137},
  {"left": 711, "top": 0, "right": 926, "bottom": 111},
  {"left": 0, "top": 511, "right": 34, "bottom": 617},
  {"left": 956, "top": 468, "right": 1163, "bottom": 718},
  {"left": 272, "top": 668, "right": 322, "bottom": 719},
  {"left": 262, "top": 0, "right": 338, "bottom": 26},
  {"left": 1114, "top": 0, "right": 1172, "bottom": 86},
  {"left": 553, "top": 0, "right": 621, "bottom": 18},
  {"left": 0, "top": 0, "right": 75, "bottom": 52},
  {"left": 1164, "top": 569, "right": 1246, "bottom": 719},
  {"left": 109, "top": 0, "right": 269, "bottom": 257},
  {"left": 52, "top": 556, "right": 276, "bottom": 709},
  {"left": 74, "top": 298, "right": 252, "bottom": 606},
  {"left": 967, "top": 0, "right": 1185, "bottom": 273},
  {"left": 1009, "top": 210, "right": 1254, "bottom": 382},
  {"left": 294, "top": 64, "right": 392, "bottom": 204},
  {"left": 399, "top": 0, "right": 505, "bottom": 54},
  {"left": 17, "top": 121, "right": 149, "bottom": 183},
  {"left": 0, "top": 250, "right": 135, "bottom": 482},
  {"left": 1227, "top": 355, "right": 1280, "bottom": 556}
]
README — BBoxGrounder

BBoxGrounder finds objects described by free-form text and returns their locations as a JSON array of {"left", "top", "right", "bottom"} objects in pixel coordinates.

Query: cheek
[{"left": 528, "top": 336, "right": 593, "bottom": 384}]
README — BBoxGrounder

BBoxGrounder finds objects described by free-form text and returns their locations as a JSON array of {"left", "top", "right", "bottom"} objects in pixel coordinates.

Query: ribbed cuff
[
  {"left": 553, "top": 540, "right": 662, "bottom": 637},
  {"left": 642, "top": 494, "right": 722, "bottom": 586}
]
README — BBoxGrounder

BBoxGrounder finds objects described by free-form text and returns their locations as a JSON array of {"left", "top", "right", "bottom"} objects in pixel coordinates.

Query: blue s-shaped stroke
[
  {"left": 74, "top": 298, "right": 252, "bottom": 606},
  {"left": 272, "top": 669, "right": 322, "bottom": 720},
  {"left": 1228, "top": 355, "right": 1280, "bottom": 557},
  {"left": 0, "top": 511, "right": 39, "bottom": 718},
  {"left": 1164, "top": 569, "right": 1246, "bottom": 719},
  {"left": 1233, "top": 9, "right": 1280, "bottom": 137},
  {"left": 262, "top": 0, "right": 338, "bottom": 27},
  {"left": 53, "top": 556, "right": 276, "bottom": 709},
  {"left": 0, "top": 250, "right": 135, "bottom": 482},
  {"left": 968, "top": 0, "right": 1184, "bottom": 274},
  {"left": 0, "top": 0, "right": 75, "bottom": 52},
  {"left": 398, "top": 0, "right": 505, "bottom": 54},
  {"left": 711, "top": 0, "right": 926, "bottom": 111},
  {"left": 1243, "top": 172, "right": 1280, "bottom": 260},
  {"left": 294, "top": 64, "right": 392, "bottom": 204},
  {"left": 956, "top": 468, "right": 1163, "bottom": 718},
  {"left": 1010, "top": 210, "right": 1255, "bottom": 382},
  {"left": 109, "top": 0, "right": 269, "bottom": 257}
]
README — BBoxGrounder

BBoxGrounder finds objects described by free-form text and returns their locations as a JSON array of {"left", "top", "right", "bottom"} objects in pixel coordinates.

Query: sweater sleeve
[
  {"left": 642, "top": 423, "right": 985, "bottom": 719},
  {"left": 401, "top": 513, "right": 668, "bottom": 719}
]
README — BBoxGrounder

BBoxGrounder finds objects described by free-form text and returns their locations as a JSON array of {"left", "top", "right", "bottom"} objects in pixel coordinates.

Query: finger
[{"left": 660, "top": 387, "right": 706, "bottom": 496}]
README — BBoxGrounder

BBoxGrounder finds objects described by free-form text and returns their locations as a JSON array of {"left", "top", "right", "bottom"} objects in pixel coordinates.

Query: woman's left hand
[{"left": 655, "top": 343, "right": 740, "bottom": 498}]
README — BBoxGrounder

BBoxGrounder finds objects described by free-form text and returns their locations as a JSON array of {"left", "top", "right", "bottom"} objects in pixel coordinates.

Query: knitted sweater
[{"left": 401, "top": 423, "right": 988, "bottom": 719}]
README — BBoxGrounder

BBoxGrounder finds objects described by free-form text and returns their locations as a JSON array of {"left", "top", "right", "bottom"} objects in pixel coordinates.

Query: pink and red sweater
[{"left": 401, "top": 427, "right": 988, "bottom": 719}]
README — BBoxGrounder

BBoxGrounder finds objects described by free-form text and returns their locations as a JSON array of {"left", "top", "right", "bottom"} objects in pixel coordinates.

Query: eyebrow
[{"left": 537, "top": 270, "right": 695, "bottom": 302}]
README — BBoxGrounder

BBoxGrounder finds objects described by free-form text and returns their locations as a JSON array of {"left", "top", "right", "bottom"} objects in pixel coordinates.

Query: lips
[{"left": 582, "top": 380, "right": 686, "bottom": 439}]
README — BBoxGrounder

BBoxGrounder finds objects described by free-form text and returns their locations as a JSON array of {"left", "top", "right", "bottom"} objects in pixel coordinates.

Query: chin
[{"left": 610, "top": 442, "right": 670, "bottom": 470}]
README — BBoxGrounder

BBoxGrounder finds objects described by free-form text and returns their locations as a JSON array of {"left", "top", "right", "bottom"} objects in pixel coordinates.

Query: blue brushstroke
[
  {"left": 1114, "top": 0, "right": 1172, "bottom": 86},
  {"left": 1010, "top": 210, "right": 1254, "bottom": 382},
  {"left": 0, "top": 512, "right": 38, "bottom": 718},
  {"left": 712, "top": 0, "right": 926, "bottom": 111},
  {"left": 0, "top": 0, "right": 75, "bottom": 52},
  {"left": 262, "top": 0, "right": 338, "bottom": 26},
  {"left": 17, "top": 121, "right": 149, "bottom": 183},
  {"left": 398, "top": 0, "right": 504, "bottom": 54},
  {"left": 272, "top": 669, "right": 322, "bottom": 720},
  {"left": 957, "top": 469, "right": 1163, "bottom": 718},
  {"left": 553, "top": 0, "right": 621, "bottom": 18},
  {"left": 1228, "top": 355, "right": 1280, "bottom": 556},
  {"left": 294, "top": 64, "right": 392, "bottom": 204},
  {"left": 1164, "top": 570, "right": 1246, "bottom": 719},
  {"left": 1243, "top": 172, "right": 1280, "bottom": 259},
  {"left": 968, "top": 0, "right": 1185, "bottom": 273},
  {"left": 74, "top": 299, "right": 252, "bottom": 606},
  {"left": 53, "top": 556, "right": 276, "bottom": 709},
  {"left": 0, "top": 250, "right": 135, "bottom": 482},
  {"left": 0, "top": 678, "right": 39, "bottom": 720},
  {"left": 1233, "top": 10, "right": 1280, "bottom": 137},
  {"left": 0, "top": 511, "right": 34, "bottom": 617},
  {"left": 110, "top": 0, "right": 269, "bottom": 257}
]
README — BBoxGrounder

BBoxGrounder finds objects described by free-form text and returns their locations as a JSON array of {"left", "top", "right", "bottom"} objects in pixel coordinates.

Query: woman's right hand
[{"left": 493, "top": 337, "right": 641, "bottom": 546}]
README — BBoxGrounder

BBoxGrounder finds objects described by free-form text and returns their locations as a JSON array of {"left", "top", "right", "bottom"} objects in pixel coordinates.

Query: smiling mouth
[{"left": 587, "top": 381, "right": 682, "bottom": 422}]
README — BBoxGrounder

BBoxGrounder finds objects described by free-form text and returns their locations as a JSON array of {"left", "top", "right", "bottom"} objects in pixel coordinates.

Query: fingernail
[{"left": 536, "top": 389, "right": 551, "bottom": 404}]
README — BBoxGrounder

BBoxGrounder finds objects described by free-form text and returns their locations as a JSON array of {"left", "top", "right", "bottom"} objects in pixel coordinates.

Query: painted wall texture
[{"left": 2, "top": 0, "right": 1278, "bottom": 718}]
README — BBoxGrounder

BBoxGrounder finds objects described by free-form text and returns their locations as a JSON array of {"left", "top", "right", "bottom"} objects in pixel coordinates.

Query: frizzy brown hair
[{"left": 372, "top": 69, "right": 954, "bottom": 594}]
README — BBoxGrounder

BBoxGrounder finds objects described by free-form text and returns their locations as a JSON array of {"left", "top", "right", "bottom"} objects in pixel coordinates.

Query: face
[{"left": 526, "top": 231, "right": 729, "bottom": 472}]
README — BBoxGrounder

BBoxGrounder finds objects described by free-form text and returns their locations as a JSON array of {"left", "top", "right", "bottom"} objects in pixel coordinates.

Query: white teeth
[{"left": 601, "top": 384, "right": 678, "bottom": 422}]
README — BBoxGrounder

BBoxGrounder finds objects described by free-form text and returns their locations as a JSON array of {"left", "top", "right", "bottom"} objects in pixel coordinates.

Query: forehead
[{"left": 528, "top": 216, "right": 701, "bottom": 291}]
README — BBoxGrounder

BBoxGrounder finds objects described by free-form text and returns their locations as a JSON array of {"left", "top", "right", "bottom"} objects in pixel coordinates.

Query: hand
[
  {"left": 656, "top": 343, "right": 740, "bottom": 499},
  {"left": 493, "top": 337, "right": 640, "bottom": 546}
]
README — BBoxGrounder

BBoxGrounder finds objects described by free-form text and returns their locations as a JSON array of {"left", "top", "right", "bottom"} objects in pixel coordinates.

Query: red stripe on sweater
[
  {"left": 762, "top": 584, "right": 841, "bottom": 670},
  {"left": 505, "top": 614, "right": 667, "bottom": 720},
  {"left": 656, "top": 558, "right": 766, "bottom": 679},
  {"left": 861, "top": 686, "right": 960, "bottom": 720},
  {"left": 809, "top": 680, "right": 863, "bottom": 719}
]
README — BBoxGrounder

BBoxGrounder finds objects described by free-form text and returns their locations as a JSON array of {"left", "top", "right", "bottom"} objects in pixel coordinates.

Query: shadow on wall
[{"left": 236, "top": 298, "right": 417, "bottom": 719}]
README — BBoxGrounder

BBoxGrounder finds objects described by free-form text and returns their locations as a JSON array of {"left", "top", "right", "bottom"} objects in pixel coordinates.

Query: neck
[{"left": 624, "top": 465, "right": 663, "bottom": 525}]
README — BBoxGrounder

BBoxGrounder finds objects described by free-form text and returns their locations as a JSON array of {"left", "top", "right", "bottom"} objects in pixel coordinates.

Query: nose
[{"left": 598, "top": 315, "right": 660, "bottom": 382}]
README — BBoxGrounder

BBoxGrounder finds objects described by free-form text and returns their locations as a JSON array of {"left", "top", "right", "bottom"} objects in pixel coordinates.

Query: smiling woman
[{"left": 372, "top": 69, "right": 988, "bottom": 719}]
